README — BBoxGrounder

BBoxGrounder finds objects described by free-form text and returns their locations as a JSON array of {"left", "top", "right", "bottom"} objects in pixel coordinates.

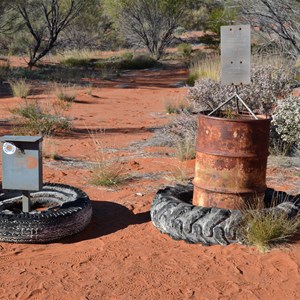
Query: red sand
[{"left": 0, "top": 64, "right": 299, "bottom": 300}]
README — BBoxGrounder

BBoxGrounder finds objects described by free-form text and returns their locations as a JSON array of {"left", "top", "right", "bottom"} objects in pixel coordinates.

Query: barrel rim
[{"left": 199, "top": 110, "right": 272, "bottom": 123}]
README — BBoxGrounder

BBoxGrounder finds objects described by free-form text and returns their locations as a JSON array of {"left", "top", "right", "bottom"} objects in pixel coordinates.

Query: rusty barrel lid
[{"left": 197, "top": 111, "right": 271, "bottom": 158}]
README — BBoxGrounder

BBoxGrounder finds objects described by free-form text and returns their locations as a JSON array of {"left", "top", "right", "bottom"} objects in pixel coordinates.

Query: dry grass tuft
[
  {"left": 175, "top": 136, "right": 196, "bottom": 161},
  {"left": 54, "top": 83, "right": 76, "bottom": 103},
  {"left": 188, "top": 55, "right": 220, "bottom": 85},
  {"left": 9, "top": 79, "right": 31, "bottom": 99},
  {"left": 43, "top": 136, "right": 60, "bottom": 160},
  {"left": 240, "top": 195, "right": 300, "bottom": 252},
  {"left": 242, "top": 210, "right": 300, "bottom": 252},
  {"left": 89, "top": 132, "right": 129, "bottom": 187}
]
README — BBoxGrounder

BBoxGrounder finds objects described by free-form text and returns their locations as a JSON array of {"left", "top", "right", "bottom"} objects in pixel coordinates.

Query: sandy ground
[{"left": 0, "top": 63, "right": 299, "bottom": 300}]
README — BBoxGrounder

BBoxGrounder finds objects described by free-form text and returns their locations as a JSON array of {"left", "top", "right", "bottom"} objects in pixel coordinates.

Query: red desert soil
[{"left": 0, "top": 63, "right": 299, "bottom": 300}]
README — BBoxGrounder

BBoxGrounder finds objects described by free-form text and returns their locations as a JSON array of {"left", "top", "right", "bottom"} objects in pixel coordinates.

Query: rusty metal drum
[{"left": 193, "top": 111, "right": 271, "bottom": 209}]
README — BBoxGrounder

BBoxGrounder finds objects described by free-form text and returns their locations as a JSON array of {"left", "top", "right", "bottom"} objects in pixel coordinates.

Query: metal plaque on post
[
  {"left": 1, "top": 135, "right": 43, "bottom": 212},
  {"left": 221, "top": 25, "right": 251, "bottom": 85}
]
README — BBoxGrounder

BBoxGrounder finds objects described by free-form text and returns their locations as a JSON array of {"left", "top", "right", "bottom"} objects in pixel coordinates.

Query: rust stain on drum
[
  {"left": 193, "top": 111, "right": 271, "bottom": 209},
  {"left": 26, "top": 156, "right": 38, "bottom": 169}
]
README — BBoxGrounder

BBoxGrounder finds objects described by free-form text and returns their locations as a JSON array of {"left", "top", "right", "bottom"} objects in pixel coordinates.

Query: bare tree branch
[
  {"left": 9, "top": 0, "right": 85, "bottom": 68},
  {"left": 240, "top": 0, "right": 300, "bottom": 58},
  {"left": 116, "top": 0, "right": 186, "bottom": 60}
]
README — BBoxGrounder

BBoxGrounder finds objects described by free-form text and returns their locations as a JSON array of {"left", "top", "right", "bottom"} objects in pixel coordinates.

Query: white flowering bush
[
  {"left": 159, "top": 62, "right": 296, "bottom": 158},
  {"left": 160, "top": 112, "right": 197, "bottom": 146},
  {"left": 187, "top": 65, "right": 293, "bottom": 115},
  {"left": 272, "top": 96, "right": 300, "bottom": 148}
]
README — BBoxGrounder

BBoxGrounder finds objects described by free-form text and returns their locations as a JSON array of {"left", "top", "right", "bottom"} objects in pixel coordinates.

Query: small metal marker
[
  {"left": 22, "top": 191, "right": 31, "bottom": 213},
  {"left": 220, "top": 24, "right": 251, "bottom": 85},
  {"left": 209, "top": 24, "right": 257, "bottom": 119},
  {"left": 0, "top": 136, "right": 43, "bottom": 213}
]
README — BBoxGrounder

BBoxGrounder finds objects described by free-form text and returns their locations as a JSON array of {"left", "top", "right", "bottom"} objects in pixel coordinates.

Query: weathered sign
[{"left": 221, "top": 25, "right": 251, "bottom": 85}]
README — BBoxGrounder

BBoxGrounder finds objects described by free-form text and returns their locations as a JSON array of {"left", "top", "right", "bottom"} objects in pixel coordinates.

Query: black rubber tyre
[
  {"left": 150, "top": 183, "right": 300, "bottom": 246},
  {"left": 0, "top": 183, "right": 92, "bottom": 243}
]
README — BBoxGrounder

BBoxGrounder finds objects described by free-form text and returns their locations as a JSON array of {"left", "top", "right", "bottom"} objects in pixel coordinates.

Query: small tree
[
  {"left": 60, "top": 0, "right": 111, "bottom": 50},
  {"left": 0, "top": 0, "right": 18, "bottom": 34},
  {"left": 8, "top": 0, "right": 85, "bottom": 69},
  {"left": 240, "top": 0, "right": 300, "bottom": 58},
  {"left": 104, "top": 0, "right": 186, "bottom": 60}
]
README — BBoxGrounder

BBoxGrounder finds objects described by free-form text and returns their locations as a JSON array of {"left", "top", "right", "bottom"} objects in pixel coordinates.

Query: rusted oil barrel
[{"left": 193, "top": 111, "right": 271, "bottom": 209}]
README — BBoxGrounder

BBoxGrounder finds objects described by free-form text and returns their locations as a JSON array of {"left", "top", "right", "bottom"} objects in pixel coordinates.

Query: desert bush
[
  {"left": 61, "top": 57, "right": 91, "bottom": 68},
  {"left": 187, "top": 78, "right": 231, "bottom": 112},
  {"left": 159, "top": 112, "right": 197, "bottom": 148},
  {"left": 5, "top": 1, "right": 86, "bottom": 69},
  {"left": 204, "top": 7, "right": 237, "bottom": 36},
  {"left": 9, "top": 79, "right": 31, "bottom": 99},
  {"left": 104, "top": 0, "right": 186, "bottom": 60},
  {"left": 272, "top": 95, "right": 300, "bottom": 149},
  {"left": 58, "top": 49, "right": 99, "bottom": 68},
  {"left": 240, "top": 0, "right": 300, "bottom": 59},
  {"left": 188, "top": 55, "right": 220, "bottom": 86},
  {"left": 187, "top": 64, "right": 294, "bottom": 115},
  {"left": 269, "top": 126, "right": 293, "bottom": 156},
  {"left": 76, "top": 53, "right": 158, "bottom": 71},
  {"left": 242, "top": 209, "right": 300, "bottom": 252},
  {"left": 118, "top": 54, "right": 157, "bottom": 70},
  {"left": 10, "top": 100, "right": 71, "bottom": 135},
  {"left": 177, "top": 43, "right": 193, "bottom": 58}
]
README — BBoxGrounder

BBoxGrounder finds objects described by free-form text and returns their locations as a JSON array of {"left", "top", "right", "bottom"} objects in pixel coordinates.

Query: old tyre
[
  {"left": 150, "top": 183, "right": 300, "bottom": 246},
  {"left": 0, "top": 183, "right": 92, "bottom": 243}
]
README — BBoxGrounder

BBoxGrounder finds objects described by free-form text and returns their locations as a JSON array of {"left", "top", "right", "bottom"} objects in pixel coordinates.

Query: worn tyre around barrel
[
  {"left": 150, "top": 184, "right": 300, "bottom": 246},
  {"left": 0, "top": 183, "right": 92, "bottom": 243}
]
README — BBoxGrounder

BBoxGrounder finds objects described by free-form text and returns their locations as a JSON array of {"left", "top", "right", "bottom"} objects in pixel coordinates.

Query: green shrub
[
  {"left": 204, "top": 7, "right": 237, "bottom": 36},
  {"left": 186, "top": 73, "right": 198, "bottom": 86},
  {"left": 10, "top": 100, "right": 71, "bottom": 135},
  {"left": 119, "top": 54, "right": 157, "bottom": 70},
  {"left": 9, "top": 79, "right": 31, "bottom": 99},
  {"left": 94, "top": 54, "right": 157, "bottom": 71},
  {"left": 177, "top": 43, "right": 193, "bottom": 58}
]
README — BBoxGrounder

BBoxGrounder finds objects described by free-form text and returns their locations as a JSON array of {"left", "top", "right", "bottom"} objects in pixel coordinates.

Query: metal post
[
  {"left": 22, "top": 191, "right": 32, "bottom": 212},
  {"left": 235, "top": 86, "right": 240, "bottom": 114}
]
